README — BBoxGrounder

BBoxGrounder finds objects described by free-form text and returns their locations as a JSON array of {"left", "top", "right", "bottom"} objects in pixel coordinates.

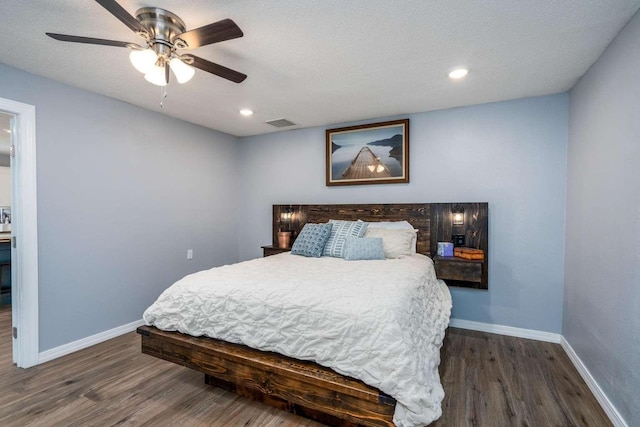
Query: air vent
[{"left": 266, "top": 118, "right": 297, "bottom": 128}]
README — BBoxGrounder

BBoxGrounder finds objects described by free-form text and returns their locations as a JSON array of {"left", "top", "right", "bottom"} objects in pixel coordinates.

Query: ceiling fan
[{"left": 46, "top": 0, "right": 246, "bottom": 86}]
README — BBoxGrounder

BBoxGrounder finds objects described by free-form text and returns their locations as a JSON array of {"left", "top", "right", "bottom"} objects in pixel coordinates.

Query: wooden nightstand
[
  {"left": 261, "top": 245, "right": 291, "bottom": 257},
  {"left": 433, "top": 255, "right": 486, "bottom": 289}
]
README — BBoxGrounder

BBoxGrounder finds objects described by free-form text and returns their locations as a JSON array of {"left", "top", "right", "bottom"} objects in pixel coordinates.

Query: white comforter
[{"left": 143, "top": 253, "right": 452, "bottom": 427}]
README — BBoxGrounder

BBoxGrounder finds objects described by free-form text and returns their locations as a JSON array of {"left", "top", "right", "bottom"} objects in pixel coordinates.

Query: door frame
[{"left": 0, "top": 97, "right": 39, "bottom": 368}]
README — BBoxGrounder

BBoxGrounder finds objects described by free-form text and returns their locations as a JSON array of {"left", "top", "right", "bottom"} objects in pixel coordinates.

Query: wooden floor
[{"left": 0, "top": 304, "right": 611, "bottom": 426}]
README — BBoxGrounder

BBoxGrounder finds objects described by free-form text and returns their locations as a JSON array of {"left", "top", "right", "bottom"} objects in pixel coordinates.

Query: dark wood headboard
[
  {"left": 272, "top": 202, "right": 489, "bottom": 289},
  {"left": 273, "top": 204, "right": 431, "bottom": 255}
]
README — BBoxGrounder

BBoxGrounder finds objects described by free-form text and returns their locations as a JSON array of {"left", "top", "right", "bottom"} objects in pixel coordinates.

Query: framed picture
[{"left": 326, "top": 119, "right": 409, "bottom": 186}]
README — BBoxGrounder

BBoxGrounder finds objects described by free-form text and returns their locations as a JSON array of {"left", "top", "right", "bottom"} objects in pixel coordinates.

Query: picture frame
[{"left": 326, "top": 119, "right": 409, "bottom": 186}]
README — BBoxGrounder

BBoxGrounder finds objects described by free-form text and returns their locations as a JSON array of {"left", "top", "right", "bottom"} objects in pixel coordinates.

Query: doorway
[
  {"left": 0, "top": 127, "right": 11, "bottom": 364},
  {"left": 0, "top": 111, "right": 14, "bottom": 367},
  {"left": 0, "top": 97, "right": 39, "bottom": 368},
  {"left": 0, "top": 114, "right": 11, "bottom": 314}
]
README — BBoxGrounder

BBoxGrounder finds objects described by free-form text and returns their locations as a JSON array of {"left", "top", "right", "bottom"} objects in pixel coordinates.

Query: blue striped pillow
[{"left": 322, "top": 220, "right": 368, "bottom": 258}]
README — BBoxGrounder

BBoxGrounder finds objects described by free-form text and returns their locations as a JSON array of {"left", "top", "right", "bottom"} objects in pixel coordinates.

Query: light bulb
[
  {"left": 453, "top": 212, "right": 464, "bottom": 225},
  {"left": 448, "top": 67, "right": 469, "bottom": 79},
  {"left": 169, "top": 58, "right": 195, "bottom": 84},
  {"left": 144, "top": 65, "right": 168, "bottom": 86},
  {"left": 130, "top": 49, "right": 157, "bottom": 74}
]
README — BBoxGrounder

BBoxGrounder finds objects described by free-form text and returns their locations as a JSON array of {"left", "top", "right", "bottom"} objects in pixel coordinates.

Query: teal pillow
[
  {"left": 343, "top": 237, "right": 385, "bottom": 261},
  {"left": 323, "top": 220, "right": 368, "bottom": 258},
  {"left": 291, "top": 223, "right": 333, "bottom": 257}
]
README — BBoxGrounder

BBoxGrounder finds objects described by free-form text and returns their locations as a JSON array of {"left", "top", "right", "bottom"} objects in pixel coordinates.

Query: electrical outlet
[{"left": 187, "top": 249, "right": 193, "bottom": 260}]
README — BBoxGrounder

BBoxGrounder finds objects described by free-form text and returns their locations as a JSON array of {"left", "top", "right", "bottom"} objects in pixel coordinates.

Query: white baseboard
[
  {"left": 38, "top": 319, "right": 145, "bottom": 364},
  {"left": 560, "top": 337, "right": 628, "bottom": 427},
  {"left": 449, "top": 318, "right": 562, "bottom": 343}
]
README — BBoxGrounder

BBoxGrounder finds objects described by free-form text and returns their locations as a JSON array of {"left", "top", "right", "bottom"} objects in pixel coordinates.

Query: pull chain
[{"left": 160, "top": 85, "right": 168, "bottom": 109}]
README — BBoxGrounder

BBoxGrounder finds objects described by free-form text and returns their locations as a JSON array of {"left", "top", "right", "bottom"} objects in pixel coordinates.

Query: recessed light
[
  {"left": 239, "top": 109, "right": 254, "bottom": 117},
  {"left": 448, "top": 67, "right": 469, "bottom": 79}
]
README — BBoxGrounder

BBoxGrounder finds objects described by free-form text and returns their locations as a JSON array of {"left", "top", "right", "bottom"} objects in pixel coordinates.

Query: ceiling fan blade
[
  {"left": 185, "top": 55, "right": 247, "bottom": 83},
  {"left": 46, "top": 33, "right": 140, "bottom": 48},
  {"left": 95, "top": 0, "right": 148, "bottom": 34},
  {"left": 175, "top": 19, "right": 243, "bottom": 49}
]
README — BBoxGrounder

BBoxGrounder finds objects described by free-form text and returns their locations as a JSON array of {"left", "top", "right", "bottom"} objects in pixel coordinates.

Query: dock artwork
[
  {"left": 326, "top": 119, "right": 409, "bottom": 186},
  {"left": 340, "top": 146, "right": 392, "bottom": 179}
]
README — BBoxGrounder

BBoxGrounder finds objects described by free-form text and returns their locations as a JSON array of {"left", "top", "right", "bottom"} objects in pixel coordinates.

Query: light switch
[{"left": 187, "top": 249, "right": 193, "bottom": 260}]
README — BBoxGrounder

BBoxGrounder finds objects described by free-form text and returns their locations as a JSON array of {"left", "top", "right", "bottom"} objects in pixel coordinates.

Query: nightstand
[
  {"left": 433, "top": 255, "right": 486, "bottom": 288},
  {"left": 261, "top": 245, "right": 291, "bottom": 257}
]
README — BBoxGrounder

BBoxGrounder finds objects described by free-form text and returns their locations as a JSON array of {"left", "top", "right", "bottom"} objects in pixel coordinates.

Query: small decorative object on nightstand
[
  {"left": 277, "top": 231, "right": 291, "bottom": 248},
  {"left": 261, "top": 245, "right": 291, "bottom": 257},
  {"left": 453, "top": 247, "right": 484, "bottom": 260},
  {"left": 437, "top": 242, "right": 454, "bottom": 257}
]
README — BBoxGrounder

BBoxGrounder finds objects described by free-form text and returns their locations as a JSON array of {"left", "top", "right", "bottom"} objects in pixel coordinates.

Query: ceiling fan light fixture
[
  {"left": 144, "top": 65, "right": 168, "bottom": 86},
  {"left": 169, "top": 57, "right": 195, "bottom": 84},
  {"left": 46, "top": 3, "right": 246, "bottom": 85},
  {"left": 130, "top": 48, "right": 158, "bottom": 74}
]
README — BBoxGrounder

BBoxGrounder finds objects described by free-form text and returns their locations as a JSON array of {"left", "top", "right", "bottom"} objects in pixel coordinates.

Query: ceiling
[{"left": 1, "top": 1, "right": 639, "bottom": 137}]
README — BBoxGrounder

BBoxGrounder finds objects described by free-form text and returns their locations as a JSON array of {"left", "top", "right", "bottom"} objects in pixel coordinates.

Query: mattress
[{"left": 143, "top": 252, "right": 452, "bottom": 427}]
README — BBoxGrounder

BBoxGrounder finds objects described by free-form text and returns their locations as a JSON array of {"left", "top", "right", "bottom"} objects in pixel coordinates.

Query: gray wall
[
  {"left": 238, "top": 94, "right": 569, "bottom": 333},
  {"left": 0, "top": 155, "right": 9, "bottom": 167},
  {"left": 0, "top": 63, "right": 240, "bottom": 351},
  {"left": 565, "top": 11, "right": 640, "bottom": 426}
]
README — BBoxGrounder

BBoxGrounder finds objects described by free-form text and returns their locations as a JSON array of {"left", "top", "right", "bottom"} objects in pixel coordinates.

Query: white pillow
[
  {"left": 365, "top": 220, "right": 414, "bottom": 230},
  {"left": 363, "top": 228, "right": 415, "bottom": 258},
  {"left": 366, "top": 221, "right": 418, "bottom": 254}
]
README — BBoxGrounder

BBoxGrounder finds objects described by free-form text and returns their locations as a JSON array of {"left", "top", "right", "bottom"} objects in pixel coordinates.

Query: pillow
[
  {"left": 365, "top": 220, "right": 414, "bottom": 230},
  {"left": 291, "top": 223, "right": 333, "bottom": 257},
  {"left": 323, "top": 220, "right": 368, "bottom": 258},
  {"left": 343, "top": 237, "right": 385, "bottom": 261},
  {"left": 366, "top": 220, "right": 418, "bottom": 254},
  {"left": 363, "top": 228, "right": 415, "bottom": 258}
]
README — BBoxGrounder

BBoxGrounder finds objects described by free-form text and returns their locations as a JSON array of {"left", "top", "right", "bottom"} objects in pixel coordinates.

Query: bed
[{"left": 138, "top": 203, "right": 452, "bottom": 427}]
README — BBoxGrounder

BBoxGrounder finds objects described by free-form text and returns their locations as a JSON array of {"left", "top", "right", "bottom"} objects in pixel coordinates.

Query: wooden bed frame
[
  {"left": 137, "top": 325, "right": 396, "bottom": 426},
  {"left": 137, "top": 203, "right": 486, "bottom": 426}
]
